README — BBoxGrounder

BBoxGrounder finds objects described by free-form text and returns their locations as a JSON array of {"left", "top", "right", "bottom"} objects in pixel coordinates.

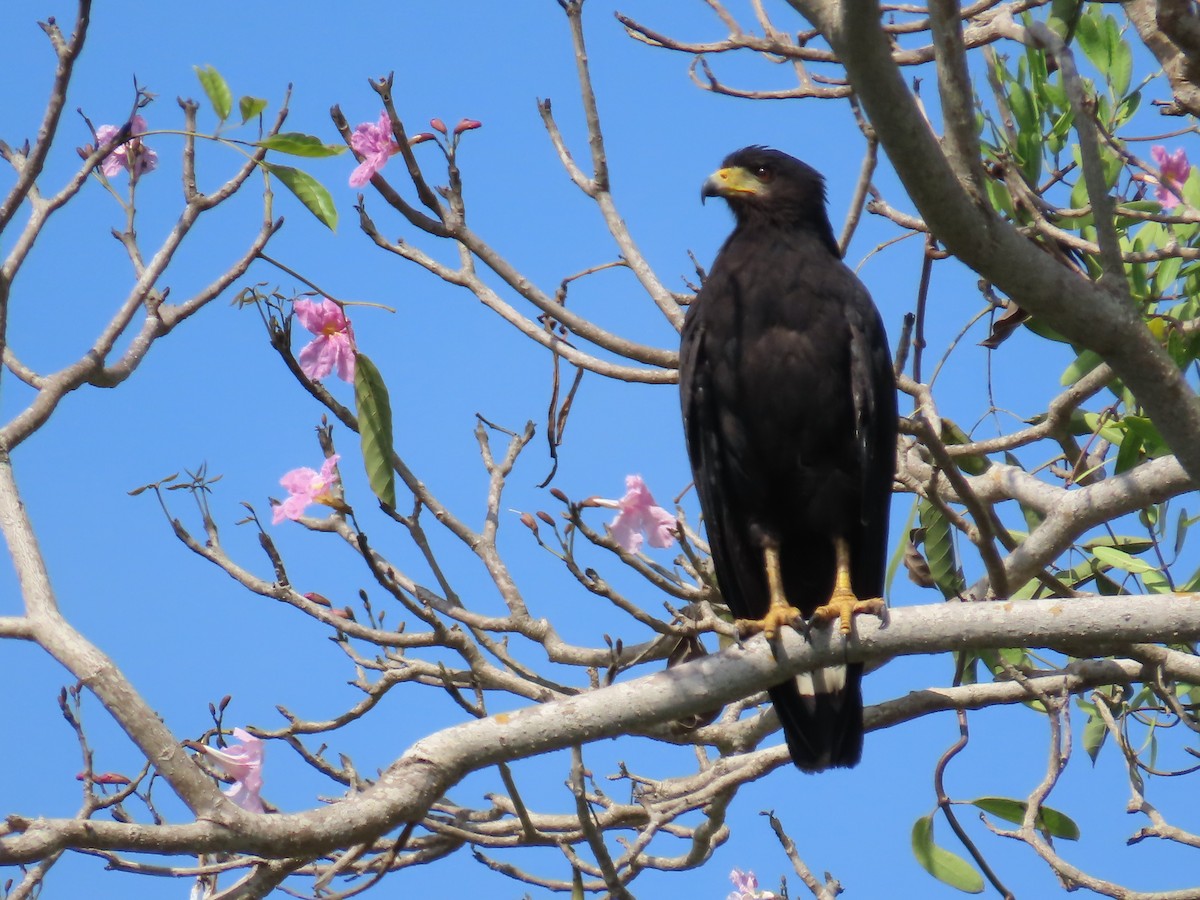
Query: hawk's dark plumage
[{"left": 680, "top": 147, "right": 897, "bottom": 771}]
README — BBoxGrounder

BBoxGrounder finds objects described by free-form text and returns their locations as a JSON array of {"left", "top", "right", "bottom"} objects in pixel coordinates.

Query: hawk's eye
[{"left": 754, "top": 166, "right": 774, "bottom": 183}]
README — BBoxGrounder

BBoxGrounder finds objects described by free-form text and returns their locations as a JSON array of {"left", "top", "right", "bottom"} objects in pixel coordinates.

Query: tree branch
[
  {"left": 4, "top": 596, "right": 1199, "bottom": 863},
  {"left": 787, "top": 0, "right": 1200, "bottom": 486}
]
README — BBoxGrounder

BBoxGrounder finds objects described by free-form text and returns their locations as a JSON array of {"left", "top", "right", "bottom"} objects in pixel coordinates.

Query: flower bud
[
  {"left": 77, "top": 771, "right": 132, "bottom": 785},
  {"left": 454, "top": 118, "right": 482, "bottom": 134},
  {"left": 430, "top": 118, "right": 447, "bottom": 134}
]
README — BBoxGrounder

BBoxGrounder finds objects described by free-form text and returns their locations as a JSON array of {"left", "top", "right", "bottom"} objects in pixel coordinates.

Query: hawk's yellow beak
[{"left": 701, "top": 166, "right": 762, "bottom": 203}]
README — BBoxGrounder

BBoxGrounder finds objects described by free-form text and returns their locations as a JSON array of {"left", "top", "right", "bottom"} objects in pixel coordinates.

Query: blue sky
[{"left": 1, "top": 1, "right": 1192, "bottom": 898}]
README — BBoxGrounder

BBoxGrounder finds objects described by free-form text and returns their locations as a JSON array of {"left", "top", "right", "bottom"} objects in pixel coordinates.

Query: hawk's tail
[{"left": 768, "top": 662, "right": 863, "bottom": 771}]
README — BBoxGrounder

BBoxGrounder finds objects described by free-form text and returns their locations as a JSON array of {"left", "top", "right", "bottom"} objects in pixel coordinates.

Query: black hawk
[{"left": 680, "top": 147, "right": 897, "bottom": 771}]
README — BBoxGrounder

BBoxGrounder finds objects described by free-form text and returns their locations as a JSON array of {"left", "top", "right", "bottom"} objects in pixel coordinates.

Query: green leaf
[
  {"left": 1017, "top": 127, "right": 1044, "bottom": 185},
  {"left": 1177, "top": 564, "right": 1200, "bottom": 592},
  {"left": 1141, "top": 501, "right": 1161, "bottom": 530},
  {"left": 997, "top": 646, "right": 1031, "bottom": 670},
  {"left": 1091, "top": 544, "right": 1158, "bottom": 574},
  {"left": 1167, "top": 318, "right": 1200, "bottom": 367},
  {"left": 194, "top": 64, "right": 233, "bottom": 123},
  {"left": 911, "top": 814, "right": 984, "bottom": 893},
  {"left": 1047, "top": 109, "right": 1072, "bottom": 155},
  {"left": 957, "top": 650, "right": 981, "bottom": 685},
  {"left": 1025, "top": 43, "right": 1050, "bottom": 92},
  {"left": 1009, "top": 577, "right": 1042, "bottom": 600},
  {"left": 968, "top": 796, "right": 1081, "bottom": 840},
  {"left": 1142, "top": 568, "right": 1172, "bottom": 594},
  {"left": 1079, "top": 699, "right": 1109, "bottom": 763},
  {"left": 1081, "top": 534, "right": 1154, "bottom": 555},
  {"left": 1114, "top": 89, "right": 1141, "bottom": 127},
  {"left": 1094, "top": 566, "right": 1127, "bottom": 596},
  {"left": 1009, "top": 82, "right": 1037, "bottom": 135},
  {"left": 1137, "top": 221, "right": 1168, "bottom": 253},
  {"left": 1153, "top": 255, "right": 1183, "bottom": 298},
  {"left": 1113, "top": 426, "right": 1144, "bottom": 474},
  {"left": 1182, "top": 167, "right": 1200, "bottom": 211},
  {"left": 1068, "top": 162, "right": 1093, "bottom": 216},
  {"left": 1174, "top": 507, "right": 1193, "bottom": 558},
  {"left": 1115, "top": 199, "right": 1161, "bottom": 227},
  {"left": 1081, "top": 410, "right": 1124, "bottom": 445},
  {"left": 885, "top": 498, "right": 921, "bottom": 599},
  {"left": 918, "top": 500, "right": 965, "bottom": 598},
  {"left": 1022, "top": 316, "right": 1071, "bottom": 344},
  {"left": 942, "top": 419, "right": 989, "bottom": 475},
  {"left": 1121, "top": 416, "right": 1170, "bottom": 459},
  {"left": 1074, "top": 8, "right": 1104, "bottom": 74},
  {"left": 1060, "top": 348, "right": 1103, "bottom": 385},
  {"left": 265, "top": 163, "right": 338, "bottom": 231},
  {"left": 984, "top": 177, "right": 1014, "bottom": 219},
  {"left": 256, "top": 132, "right": 347, "bottom": 158},
  {"left": 1018, "top": 500, "right": 1043, "bottom": 533},
  {"left": 1041, "top": 80, "right": 1069, "bottom": 115},
  {"left": 354, "top": 353, "right": 396, "bottom": 510},
  {"left": 239, "top": 96, "right": 268, "bottom": 123},
  {"left": 1047, "top": 0, "right": 1083, "bottom": 44},
  {"left": 1108, "top": 25, "right": 1133, "bottom": 97}
]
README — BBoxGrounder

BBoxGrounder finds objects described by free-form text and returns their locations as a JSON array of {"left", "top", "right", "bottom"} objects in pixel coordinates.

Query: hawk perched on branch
[{"left": 680, "top": 147, "right": 897, "bottom": 771}]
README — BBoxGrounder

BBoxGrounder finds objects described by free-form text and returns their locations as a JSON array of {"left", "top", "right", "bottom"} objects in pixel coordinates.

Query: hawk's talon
[
  {"left": 811, "top": 588, "right": 885, "bottom": 635},
  {"left": 732, "top": 542, "right": 804, "bottom": 639},
  {"left": 736, "top": 604, "right": 802, "bottom": 640}
]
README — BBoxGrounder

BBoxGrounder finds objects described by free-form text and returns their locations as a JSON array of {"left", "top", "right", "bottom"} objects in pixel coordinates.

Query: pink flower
[
  {"left": 597, "top": 475, "right": 678, "bottom": 553},
  {"left": 454, "top": 118, "right": 483, "bottom": 135},
  {"left": 295, "top": 298, "right": 356, "bottom": 382},
  {"left": 349, "top": 112, "right": 398, "bottom": 188},
  {"left": 1150, "top": 146, "right": 1190, "bottom": 209},
  {"left": 273, "top": 454, "right": 341, "bottom": 524},
  {"left": 430, "top": 117, "right": 448, "bottom": 135},
  {"left": 728, "top": 869, "right": 778, "bottom": 900},
  {"left": 197, "top": 728, "right": 264, "bottom": 813},
  {"left": 95, "top": 115, "right": 157, "bottom": 178}
]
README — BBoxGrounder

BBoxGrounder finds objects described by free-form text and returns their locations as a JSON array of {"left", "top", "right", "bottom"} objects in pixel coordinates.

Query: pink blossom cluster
[
  {"left": 348, "top": 112, "right": 482, "bottom": 186},
  {"left": 196, "top": 727, "right": 264, "bottom": 813},
  {"left": 275, "top": 297, "right": 354, "bottom": 527},
  {"left": 349, "top": 113, "right": 398, "bottom": 188},
  {"left": 273, "top": 454, "right": 341, "bottom": 525},
  {"left": 1147, "top": 145, "right": 1191, "bottom": 210},
  {"left": 728, "top": 868, "right": 780, "bottom": 900},
  {"left": 594, "top": 474, "right": 678, "bottom": 553},
  {"left": 95, "top": 115, "right": 158, "bottom": 177},
  {"left": 294, "top": 298, "right": 356, "bottom": 382}
]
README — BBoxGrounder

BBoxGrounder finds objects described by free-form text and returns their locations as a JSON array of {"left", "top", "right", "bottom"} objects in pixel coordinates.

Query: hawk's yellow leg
[
  {"left": 735, "top": 544, "right": 802, "bottom": 639},
  {"left": 811, "top": 536, "right": 885, "bottom": 635}
]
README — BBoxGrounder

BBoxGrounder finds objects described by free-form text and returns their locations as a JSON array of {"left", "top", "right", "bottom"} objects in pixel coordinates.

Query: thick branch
[
  {"left": 0, "top": 455, "right": 224, "bottom": 814},
  {"left": 788, "top": 0, "right": 1200, "bottom": 486},
  {"left": 4, "top": 596, "right": 1199, "bottom": 863}
]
